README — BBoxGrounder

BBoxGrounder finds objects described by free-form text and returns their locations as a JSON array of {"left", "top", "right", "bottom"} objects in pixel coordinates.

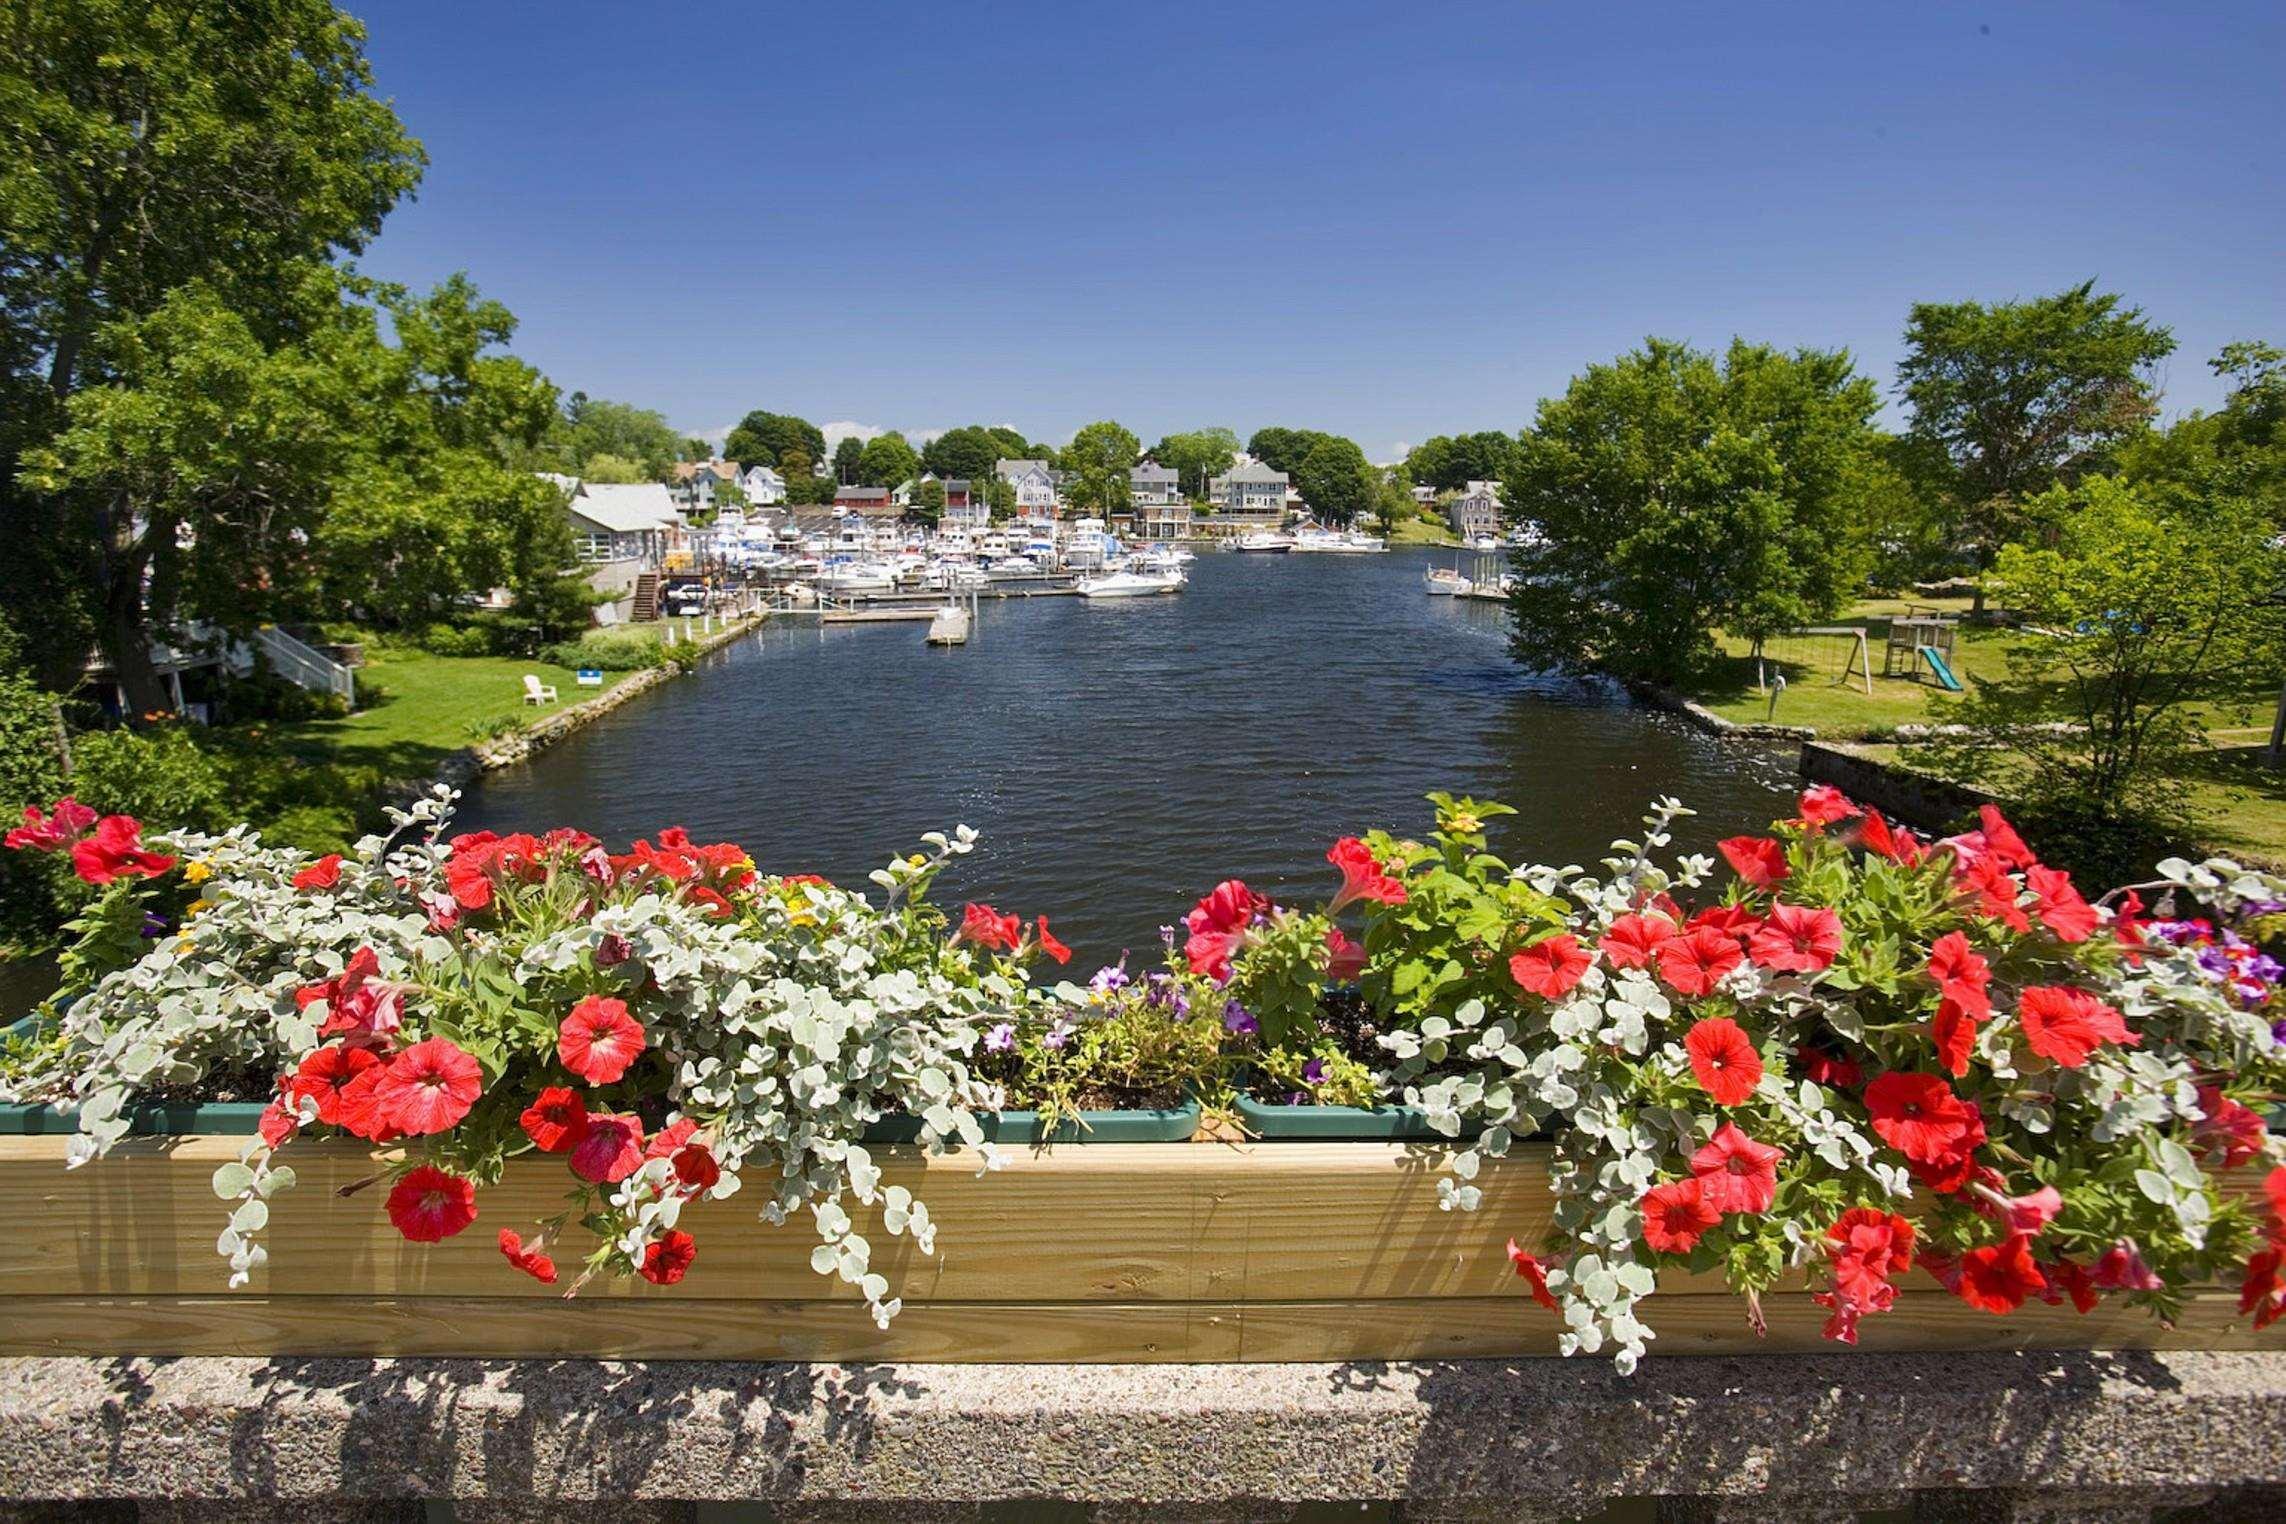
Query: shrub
[
  {"left": 540, "top": 629, "right": 669, "bottom": 672},
  {"left": 66, "top": 725, "right": 232, "bottom": 832},
  {"left": 414, "top": 621, "right": 506, "bottom": 658}
]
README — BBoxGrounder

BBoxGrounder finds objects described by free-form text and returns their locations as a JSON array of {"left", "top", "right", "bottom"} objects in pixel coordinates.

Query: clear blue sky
[{"left": 354, "top": 0, "right": 2285, "bottom": 458}]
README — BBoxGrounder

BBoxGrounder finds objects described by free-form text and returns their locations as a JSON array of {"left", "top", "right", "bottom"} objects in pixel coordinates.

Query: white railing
[{"left": 248, "top": 625, "right": 356, "bottom": 705}]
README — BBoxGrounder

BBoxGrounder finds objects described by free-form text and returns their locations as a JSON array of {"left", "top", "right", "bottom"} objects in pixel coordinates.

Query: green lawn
[
  {"left": 267, "top": 648, "right": 631, "bottom": 778},
  {"left": 1387, "top": 517, "right": 1461, "bottom": 546}
]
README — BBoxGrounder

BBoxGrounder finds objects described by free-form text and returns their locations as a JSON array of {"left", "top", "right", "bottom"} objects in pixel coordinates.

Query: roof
[
  {"left": 744, "top": 463, "right": 784, "bottom": 481},
  {"left": 996, "top": 458, "right": 1051, "bottom": 478},
  {"left": 836, "top": 485, "right": 891, "bottom": 502},
  {"left": 673, "top": 459, "right": 741, "bottom": 482},
  {"left": 1131, "top": 464, "right": 1179, "bottom": 482},
  {"left": 565, "top": 481, "right": 679, "bottom": 534},
  {"left": 1223, "top": 462, "right": 1289, "bottom": 484},
  {"left": 944, "top": 478, "right": 971, "bottom": 491}
]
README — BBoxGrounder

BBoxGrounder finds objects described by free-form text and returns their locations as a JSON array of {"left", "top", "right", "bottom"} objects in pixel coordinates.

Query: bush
[
  {"left": 414, "top": 621, "right": 507, "bottom": 658},
  {"left": 66, "top": 725, "right": 232, "bottom": 832},
  {"left": 539, "top": 629, "right": 669, "bottom": 672}
]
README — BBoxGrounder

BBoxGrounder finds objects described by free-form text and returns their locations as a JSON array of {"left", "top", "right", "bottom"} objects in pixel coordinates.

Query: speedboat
[
  {"left": 1075, "top": 568, "right": 1184, "bottom": 598},
  {"left": 987, "top": 554, "right": 1040, "bottom": 578},
  {"left": 1232, "top": 531, "right": 1295, "bottom": 553},
  {"left": 1469, "top": 535, "right": 1502, "bottom": 553},
  {"left": 818, "top": 561, "right": 896, "bottom": 594},
  {"left": 1425, "top": 567, "right": 1471, "bottom": 596}
]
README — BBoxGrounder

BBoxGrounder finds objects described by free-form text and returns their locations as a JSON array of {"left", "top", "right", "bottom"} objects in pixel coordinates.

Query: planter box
[
  {"left": 1236, "top": 1090, "right": 1469, "bottom": 1141},
  {"left": 0, "top": 1130, "right": 2268, "bottom": 1364}
]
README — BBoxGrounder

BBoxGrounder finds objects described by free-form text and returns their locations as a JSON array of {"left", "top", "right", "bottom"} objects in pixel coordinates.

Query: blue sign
[{"left": 576, "top": 669, "right": 604, "bottom": 687}]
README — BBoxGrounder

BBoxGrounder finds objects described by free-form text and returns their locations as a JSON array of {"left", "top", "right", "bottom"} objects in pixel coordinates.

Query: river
[{"left": 454, "top": 548, "right": 1797, "bottom": 966}]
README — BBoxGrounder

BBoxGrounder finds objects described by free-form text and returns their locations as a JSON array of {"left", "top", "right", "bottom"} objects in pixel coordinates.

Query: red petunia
[
  {"left": 1797, "top": 785, "right": 1861, "bottom": 828},
  {"left": 2094, "top": 1238, "right": 2165, "bottom": 1292},
  {"left": 1509, "top": 933, "right": 1591, "bottom": 1000},
  {"left": 1863, "top": 1071, "right": 1983, "bottom": 1167},
  {"left": 2026, "top": 864, "right": 2099, "bottom": 943},
  {"left": 498, "top": 1228, "right": 558, "bottom": 1284},
  {"left": 1931, "top": 997, "right": 1980, "bottom": 1078},
  {"left": 1828, "top": 1207, "right": 1915, "bottom": 1294},
  {"left": 640, "top": 1229, "right": 698, "bottom": 1285},
  {"left": 959, "top": 902, "right": 1023, "bottom": 952},
  {"left": 1639, "top": 1178, "right": 1721, "bottom": 1254},
  {"left": 1689, "top": 1121, "right": 1783, "bottom": 1214},
  {"left": 2241, "top": 1249, "right": 2286, "bottom": 1331},
  {"left": 1323, "top": 927, "right": 1366, "bottom": 982},
  {"left": 1717, "top": 836, "right": 1790, "bottom": 891},
  {"left": 2016, "top": 986, "right": 2138, "bottom": 1069},
  {"left": 1954, "top": 1233, "right": 2047, "bottom": 1314},
  {"left": 1796, "top": 1043, "right": 1864, "bottom": 1090},
  {"left": 1326, "top": 837, "right": 1408, "bottom": 911},
  {"left": 1656, "top": 926, "right": 1745, "bottom": 997},
  {"left": 1956, "top": 855, "right": 2030, "bottom": 933},
  {"left": 672, "top": 1141, "right": 721, "bottom": 1193},
  {"left": 1183, "top": 878, "right": 1268, "bottom": 984},
  {"left": 1505, "top": 1238, "right": 1558, "bottom": 1311},
  {"left": 4, "top": 797, "right": 97, "bottom": 852},
  {"left": 1033, "top": 916, "right": 1072, "bottom": 965},
  {"left": 385, "top": 1164, "right": 477, "bottom": 1243},
  {"left": 2193, "top": 1087, "right": 2268, "bottom": 1169},
  {"left": 1858, "top": 809, "right": 1925, "bottom": 866},
  {"left": 519, "top": 1086, "right": 590, "bottom": 1153},
  {"left": 1687, "top": 903, "right": 1762, "bottom": 941},
  {"left": 558, "top": 994, "right": 648, "bottom": 1085},
  {"left": 286, "top": 1043, "right": 381, "bottom": 1128},
  {"left": 71, "top": 815, "right": 176, "bottom": 885},
  {"left": 371, "top": 1038, "right": 483, "bottom": 1136},
  {"left": 1684, "top": 1016, "right": 1763, "bottom": 1106},
  {"left": 570, "top": 1112, "right": 647, "bottom": 1184},
  {"left": 292, "top": 854, "right": 344, "bottom": 892},
  {"left": 2045, "top": 1257, "right": 2101, "bottom": 1314},
  {"left": 333, "top": 1062, "right": 402, "bottom": 1143},
  {"left": 258, "top": 1098, "right": 300, "bottom": 1148},
  {"left": 1598, "top": 912, "right": 1670, "bottom": 970},
  {"left": 1980, "top": 1184, "right": 2063, "bottom": 1238},
  {"left": 1977, "top": 805, "right": 2037, "bottom": 870},
  {"left": 1926, "top": 931, "right": 1993, "bottom": 1019},
  {"left": 1747, "top": 902, "right": 1843, "bottom": 974}
]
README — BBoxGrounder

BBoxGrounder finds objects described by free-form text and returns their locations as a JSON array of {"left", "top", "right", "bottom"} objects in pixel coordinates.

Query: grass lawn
[
  {"left": 1387, "top": 516, "right": 1461, "bottom": 546},
  {"left": 267, "top": 648, "right": 632, "bottom": 778}
]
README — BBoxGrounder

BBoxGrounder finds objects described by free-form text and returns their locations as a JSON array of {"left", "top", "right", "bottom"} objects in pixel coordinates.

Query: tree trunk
[
  {"left": 92, "top": 509, "right": 169, "bottom": 718},
  {"left": 2267, "top": 677, "right": 2286, "bottom": 770}
]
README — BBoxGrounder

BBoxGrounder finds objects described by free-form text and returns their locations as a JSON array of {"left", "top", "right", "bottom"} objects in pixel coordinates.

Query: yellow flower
[
  {"left": 1445, "top": 811, "right": 1482, "bottom": 834},
  {"left": 789, "top": 910, "right": 818, "bottom": 928},
  {"left": 174, "top": 938, "right": 196, "bottom": 955},
  {"left": 906, "top": 853, "right": 927, "bottom": 869},
  {"left": 183, "top": 861, "right": 213, "bottom": 884},
  {"left": 185, "top": 899, "right": 213, "bottom": 918}
]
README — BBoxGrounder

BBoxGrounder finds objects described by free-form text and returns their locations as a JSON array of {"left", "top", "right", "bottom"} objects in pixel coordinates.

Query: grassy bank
[
  {"left": 269, "top": 648, "right": 631, "bottom": 778},
  {"left": 1387, "top": 517, "right": 1461, "bottom": 546}
]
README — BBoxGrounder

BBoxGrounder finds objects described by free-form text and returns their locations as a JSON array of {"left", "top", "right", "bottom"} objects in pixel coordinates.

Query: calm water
[{"left": 455, "top": 550, "right": 1798, "bottom": 967}]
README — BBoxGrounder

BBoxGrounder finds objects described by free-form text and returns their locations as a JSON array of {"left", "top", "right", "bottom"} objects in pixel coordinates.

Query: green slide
[{"left": 1917, "top": 645, "right": 1963, "bottom": 691}]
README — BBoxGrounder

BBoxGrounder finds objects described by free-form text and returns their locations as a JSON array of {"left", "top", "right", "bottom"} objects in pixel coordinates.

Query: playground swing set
[{"left": 1747, "top": 605, "right": 1965, "bottom": 711}]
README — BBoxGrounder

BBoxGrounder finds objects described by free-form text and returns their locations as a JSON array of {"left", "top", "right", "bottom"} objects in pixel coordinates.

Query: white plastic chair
[{"left": 522, "top": 674, "right": 559, "bottom": 705}]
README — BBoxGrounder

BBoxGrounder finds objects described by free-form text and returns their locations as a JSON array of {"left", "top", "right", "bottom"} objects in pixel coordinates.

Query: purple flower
[
  {"left": 1159, "top": 923, "right": 1178, "bottom": 950},
  {"left": 140, "top": 912, "right": 172, "bottom": 939},
  {"left": 984, "top": 1022, "right": 1016, "bottom": 1053},
  {"left": 595, "top": 933, "right": 633, "bottom": 967},
  {"left": 1302, "top": 1057, "right": 1327, "bottom": 1086},
  {"left": 1042, "top": 1018, "right": 1073, "bottom": 1051},
  {"left": 1222, "top": 998, "right": 1258, "bottom": 1036},
  {"left": 2197, "top": 947, "right": 2234, "bottom": 979},
  {"left": 1088, "top": 960, "right": 1130, "bottom": 996}
]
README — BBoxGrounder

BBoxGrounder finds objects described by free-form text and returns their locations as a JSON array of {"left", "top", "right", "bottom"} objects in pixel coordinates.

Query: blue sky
[{"left": 354, "top": 1, "right": 2286, "bottom": 459}]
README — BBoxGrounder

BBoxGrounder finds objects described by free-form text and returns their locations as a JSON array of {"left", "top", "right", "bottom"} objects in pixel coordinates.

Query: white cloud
[
  {"left": 821, "top": 420, "right": 887, "bottom": 452},
  {"left": 1387, "top": 440, "right": 1413, "bottom": 461},
  {"left": 689, "top": 423, "right": 736, "bottom": 448}
]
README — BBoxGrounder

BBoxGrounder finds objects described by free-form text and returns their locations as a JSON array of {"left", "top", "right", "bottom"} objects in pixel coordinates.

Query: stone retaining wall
[
  {"left": 2, "top": 1352, "right": 2283, "bottom": 1520},
  {"left": 1797, "top": 740, "right": 1998, "bottom": 834},
  {"left": 1622, "top": 681, "right": 1815, "bottom": 743}
]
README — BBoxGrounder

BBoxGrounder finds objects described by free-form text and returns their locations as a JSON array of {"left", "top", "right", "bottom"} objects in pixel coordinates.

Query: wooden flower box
[{"left": 0, "top": 1132, "right": 2266, "bottom": 1363}]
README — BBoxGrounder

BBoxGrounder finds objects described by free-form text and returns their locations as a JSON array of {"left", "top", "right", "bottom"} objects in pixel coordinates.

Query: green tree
[
  {"left": 1151, "top": 428, "right": 1239, "bottom": 499},
  {"left": 1246, "top": 427, "right": 1332, "bottom": 475},
  {"left": 1897, "top": 281, "right": 2175, "bottom": 601},
  {"left": 912, "top": 477, "right": 946, "bottom": 527},
  {"left": 1059, "top": 420, "right": 1140, "bottom": 514},
  {"left": 722, "top": 411, "right": 826, "bottom": 472},
  {"left": 1505, "top": 337, "right": 1883, "bottom": 686},
  {"left": 578, "top": 451, "right": 649, "bottom": 484},
  {"left": 1294, "top": 435, "right": 1375, "bottom": 526},
  {"left": 920, "top": 425, "right": 1005, "bottom": 483},
  {"left": 0, "top": 0, "right": 427, "bottom": 698},
  {"left": 550, "top": 395, "right": 684, "bottom": 479},
  {"left": 1925, "top": 477, "right": 2278, "bottom": 882},
  {"left": 2120, "top": 341, "right": 2286, "bottom": 524},
  {"left": 857, "top": 431, "right": 918, "bottom": 490},
  {"left": 1371, "top": 466, "right": 1414, "bottom": 538},
  {"left": 832, "top": 435, "right": 866, "bottom": 484},
  {"left": 1407, "top": 432, "right": 1515, "bottom": 492},
  {"left": 987, "top": 426, "right": 1030, "bottom": 460},
  {"left": 983, "top": 474, "right": 1017, "bottom": 520}
]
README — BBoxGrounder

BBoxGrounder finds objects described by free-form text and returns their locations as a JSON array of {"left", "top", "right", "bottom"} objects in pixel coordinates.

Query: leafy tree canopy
[
  {"left": 1506, "top": 337, "right": 1885, "bottom": 686},
  {"left": 1246, "top": 427, "right": 1334, "bottom": 475},
  {"left": 831, "top": 435, "right": 866, "bottom": 484},
  {"left": 1059, "top": 420, "right": 1140, "bottom": 513},
  {"left": 546, "top": 395, "right": 685, "bottom": 480},
  {"left": 1407, "top": 431, "right": 1519, "bottom": 493},
  {"left": 857, "top": 431, "right": 919, "bottom": 489},
  {"left": 1294, "top": 435, "right": 1375, "bottom": 526},
  {"left": 1897, "top": 281, "right": 2175, "bottom": 580},
  {"left": 1151, "top": 428, "right": 1239, "bottom": 498},
  {"left": 722, "top": 410, "right": 826, "bottom": 472},
  {"left": 920, "top": 425, "right": 1007, "bottom": 483}
]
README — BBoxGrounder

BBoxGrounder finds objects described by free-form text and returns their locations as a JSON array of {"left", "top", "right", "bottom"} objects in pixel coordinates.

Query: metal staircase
[{"left": 246, "top": 625, "right": 356, "bottom": 705}]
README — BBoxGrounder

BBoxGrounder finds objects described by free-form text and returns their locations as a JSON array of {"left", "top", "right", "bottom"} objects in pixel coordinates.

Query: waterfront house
[
  {"left": 1447, "top": 484, "right": 1502, "bottom": 541},
  {"left": 944, "top": 477, "right": 973, "bottom": 510},
  {"left": 742, "top": 465, "right": 786, "bottom": 505},
  {"left": 834, "top": 485, "right": 900, "bottom": 520},
  {"left": 1209, "top": 461, "right": 1290, "bottom": 522},
  {"left": 996, "top": 458, "right": 1060, "bottom": 515},
  {"left": 672, "top": 459, "right": 742, "bottom": 514},
  {"left": 1130, "top": 462, "right": 1182, "bottom": 507},
  {"left": 560, "top": 479, "right": 681, "bottom": 566},
  {"left": 941, "top": 481, "right": 989, "bottom": 531},
  {"left": 1134, "top": 497, "right": 1192, "bottom": 540}
]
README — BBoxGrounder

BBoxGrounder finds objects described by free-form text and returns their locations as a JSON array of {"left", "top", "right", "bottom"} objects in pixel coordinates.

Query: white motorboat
[
  {"left": 1232, "top": 531, "right": 1295, "bottom": 553},
  {"left": 1469, "top": 535, "right": 1502, "bottom": 553},
  {"left": 818, "top": 561, "right": 896, "bottom": 594},
  {"left": 1074, "top": 568, "right": 1184, "bottom": 598},
  {"left": 1293, "top": 527, "right": 1387, "bottom": 553},
  {"left": 1425, "top": 567, "right": 1471, "bottom": 596},
  {"left": 986, "top": 554, "right": 1040, "bottom": 578}
]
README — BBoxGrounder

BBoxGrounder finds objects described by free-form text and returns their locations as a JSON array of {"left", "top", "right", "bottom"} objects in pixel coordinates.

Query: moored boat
[
  {"left": 1074, "top": 568, "right": 1185, "bottom": 598},
  {"left": 1232, "top": 531, "right": 1295, "bottom": 553}
]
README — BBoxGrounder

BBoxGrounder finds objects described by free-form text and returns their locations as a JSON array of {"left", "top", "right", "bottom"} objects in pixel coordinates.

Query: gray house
[
  {"left": 1129, "top": 462, "right": 1182, "bottom": 507},
  {"left": 1446, "top": 486, "right": 1502, "bottom": 541},
  {"left": 1209, "top": 462, "right": 1289, "bottom": 521}
]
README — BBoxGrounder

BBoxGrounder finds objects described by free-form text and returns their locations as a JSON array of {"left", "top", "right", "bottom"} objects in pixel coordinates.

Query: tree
[
  {"left": 1294, "top": 435, "right": 1375, "bottom": 526},
  {"left": 1924, "top": 477, "right": 2278, "bottom": 882},
  {"left": 832, "top": 435, "right": 866, "bottom": 485},
  {"left": 549, "top": 395, "right": 684, "bottom": 479},
  {"left": 920, "top": 425, "right": 1006, "bottom": 483},
  {"left": 779, "top": 448, "right": 822, "bottom": 505},
  {"left": 722, "top": 411, "right": 826, "bottom": 472},
  {"left": 987, "top": 426, "right": 1030, "bottom": 460},
  {"left": 912, "top": 477, "right": 946, "bottom": 527},
  {"left": 857, "top": 431, "right": 918, "bottom": 490},
  {"left": 0, "top": 0, "right": 427, "bottom": 698},
  {"left": 2120, "top": 341, "right": 2286, "bottom": 524},
  {"left": 1059, "top": 420, "right": 1139, "bottom": 514},
  {"left": 1371, "top": 466, "right": 1414, "bottom": 538},
  {"left": 983, "top": 474, "right": 1017, "bottom": 520},
  {"left": 1897, "top": 282, "right": 2175, "bottom": 600},
  {"left": 1247, "top": 427, "right": 1331, "bottom": 475},
  {"left": 577, "top": 451, "right": 649, "bottom": 484},
  {"left": 1505, "top": 337, "right": 1884, "bottom": 686},
  {"left": 1407, "top": 432, "right": 1515, "bottom": 492},
  {"left": 1151, "top": 428, "right": 1239, "bottom": 498}
]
